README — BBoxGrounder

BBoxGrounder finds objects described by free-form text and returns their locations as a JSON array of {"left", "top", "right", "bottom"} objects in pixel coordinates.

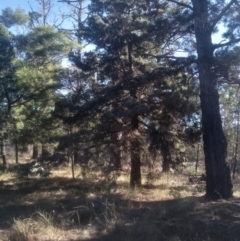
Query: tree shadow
[
  {"left": 75, "top": 196, "right": 240, "bottom": 241},
  {"left": 1, "top": 166, "right": 240, "bottom": 241}
]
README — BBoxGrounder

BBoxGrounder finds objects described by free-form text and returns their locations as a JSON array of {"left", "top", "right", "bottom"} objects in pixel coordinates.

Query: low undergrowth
[
  {"left": 1, "top": 163, "right": 240, "bottom": 241},
  {"left": 9, "top": 211, "right": 55, "bottom": 241}
]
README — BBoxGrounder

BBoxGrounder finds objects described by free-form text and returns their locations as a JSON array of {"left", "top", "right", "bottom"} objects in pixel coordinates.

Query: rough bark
[{"left": 192, "top": 0, "right": 233, "bottom": 199}]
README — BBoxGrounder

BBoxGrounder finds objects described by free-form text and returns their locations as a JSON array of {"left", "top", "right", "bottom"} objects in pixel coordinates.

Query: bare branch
[
  {"left": 213, "top": 37, "right": 240, "bottom": 49},
  {"left": 167, "top": 0, "right": 193, "bottom": 10},
  {"left": 210, "top": 0, "right": 237, "bottom": 31}
]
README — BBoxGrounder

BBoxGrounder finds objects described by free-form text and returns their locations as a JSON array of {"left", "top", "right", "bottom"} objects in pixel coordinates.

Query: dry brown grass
[
  {"left": 1, "top": 164, "right": 240, "bottom": 241},
  {"left": 0, "top": 171, "right": 16, "bottom": 181},
  {"left": 8, "top": 211, "right": 55, "bottom": 241}
]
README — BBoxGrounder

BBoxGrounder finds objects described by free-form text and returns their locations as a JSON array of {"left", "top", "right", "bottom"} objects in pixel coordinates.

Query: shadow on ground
[
  {"left": 75, "top": 197, "right": 240, "bottom": 241},
  {"left": 0, "top": 165, "right": 240, "bottom": 241}
]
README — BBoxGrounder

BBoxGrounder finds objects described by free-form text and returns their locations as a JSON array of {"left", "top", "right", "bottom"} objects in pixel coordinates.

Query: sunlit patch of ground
[{"left": 1, "top": 162, "right": 240, "bottom": 241}]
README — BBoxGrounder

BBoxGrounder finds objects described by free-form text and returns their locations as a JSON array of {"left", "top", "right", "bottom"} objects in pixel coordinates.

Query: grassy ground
[{"left": 0, "top": 160, "right": 240, "bottom": 241}]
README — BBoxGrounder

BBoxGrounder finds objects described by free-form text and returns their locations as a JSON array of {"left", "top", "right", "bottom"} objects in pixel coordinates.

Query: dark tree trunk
[
  {"left": 15, "top": 141, "right": 18, "bottom": 164},
  {"left": 161, "top": 139, "right": 172, "bottom": 172},
  {"left": 71, "top": 147, "right": 75, "bottom": 180},
  {"left": 1, "top": 138, "right": 8, "bottom": 171},
  {"left": 110, "top": 132, "right": 122, "bottom": 169},
  {"left": 116, "top": 140, "right": 122, "bottom": 170},
  {"left": 195, "top": 143, "right": 200, "bottom": 173},
  {"left": 32, "top": 144, "right": 38, "bottom": 159},
  {"left": 192, "top": 0, "right": 233, "bottom": 199},
  {"left": 130, "top": 115, "right": 141, "bottom": 188},
  {"left": 232, "top": 101, "right": 239, "bottom": 179},
  {"left": 127, "top": 41, "right": 142, "bottom": 188},
  {"left": 41, "top": 144, "right": 49, "bottom": 161},
  {"left": 73, "top": 142, "right": 81, "bottom": 164},
  {"left": 74, "top": 147, "right": 80, "bottom": 163},
  {"left": 2, "top": 155, "right": 8, "bottom": 170},
  {"left": 67, "top": 147, "right": 71, "bottom": 165},
  {"left": 68, "top": 124, "right": 75, "bottom": 178}
]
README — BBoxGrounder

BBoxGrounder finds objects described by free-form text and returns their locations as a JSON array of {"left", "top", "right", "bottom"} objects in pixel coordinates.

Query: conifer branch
[
  {"left": 210, "top": 0, "right": 237, "bottom": 31},
  {"left": 213, "top": 37, "right": 240, "bottom": 49},
  {"left": 141, "top": 54, "right": 197, "bottom": 65},
  {"left": 167, "top": 0, "right": 193, "bottom": 10}
]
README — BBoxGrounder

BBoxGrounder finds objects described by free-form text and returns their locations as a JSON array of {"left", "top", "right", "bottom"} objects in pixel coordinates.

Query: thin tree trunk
[
  {"left": 231, "top": 146, "right": 235, "bottom": 172},
  {"left": 15, "top": 141, "right": 18, "bottom": 164},
  {"left": 110, "top": 132, "right": 122, "bottom": 169},
  {"left": 32, "top": 144, "right": 38, "bottom": 159},
  {"left": 41, "top": 144, "right": 49, "bottom": 161},
  {"left": 116, "top": 136, "right": 122, "bottom": 169},
  {"left": 73, "top": 145, "right": 80, "bottom": 164},
  {"left": 67, "top": 147, "right": 71, "bottom": 165},
  {"left": 130, "top": 115, "right": 141, "bottom": 188},
  {"left": 192, "top": 0, "right": 232, "bottom": 199},
  {"left": 195, "top": 143, "right": 200, "bottom": 173},
  {"left": 69, "top": 124, "right": 75, "bottom": 179},
  {"left": 71, "top": 147, "right": 75, "bottom": 180},
  {"left": 1, "top": 138, "right": 8, "bottom": 171},
  {"left": 128, "top": 42, "right": 141, "bottom": 188},
  {"left": 161, "top": 138, "right": 172, "bottom": 172},
  {"left": 232, "top": 97, "right": 240, "bottom": 179}
]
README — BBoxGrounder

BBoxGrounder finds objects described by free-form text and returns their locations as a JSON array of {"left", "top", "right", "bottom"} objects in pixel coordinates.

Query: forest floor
[{"left": 0, "top": 161, "right": 240, "bottom": 241}]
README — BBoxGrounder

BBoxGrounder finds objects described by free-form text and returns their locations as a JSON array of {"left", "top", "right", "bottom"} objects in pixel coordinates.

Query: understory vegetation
[{"left": 0, "top": 156, "right": 240, "bottom": 241}]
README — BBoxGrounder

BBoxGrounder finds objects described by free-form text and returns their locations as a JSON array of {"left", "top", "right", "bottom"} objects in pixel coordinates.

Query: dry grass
[
  {"left": 1, "top": 164, "right": 240, "bottom": 241},
  {"left": 8, "top": 211, "right": 55, "bottom": 241},
  {"left": 0, "top": 170, "right": 16, "bottom": 181}
]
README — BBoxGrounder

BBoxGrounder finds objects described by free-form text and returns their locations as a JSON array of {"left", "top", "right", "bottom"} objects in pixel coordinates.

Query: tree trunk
[
  {"left": 41, "top": 144, "right": 49, "bottom": 161},
  {"left": 15, "top": 141, "right": 18, "bottom": 164},
  {"left": 71, "top": 147, "right": 75, "bottom": 180},
  {"left": 130, "top": 115, "right": 141, "bottom": 188},
  {"left": 116, "top": 138, "right": 122, "bottom": 170},
  {"left": 1, "top": 138, "right": 8, "bottom": 171},
  {"left": 67, "top": 147, "right": 71, "bottom": 165},
  {"left": 161, "top": 138, "right": 172, "bottom": 172},
  {"left": 128, "top": 42, "right": 141, "bottom": 188},
  {"left": 192, "top": 0, "right": 232, "bottom": 199},
  {"left": 110, "top": 132, "right": 122, "bottom": 169},
  {"left": 232, "top": 97, "right": 240, "bottom": 179},
  {"left": 32, "top": 144, "right": 38, "bottom": 159},
  {"left": 73, "top": 145, "right": 80, "bottom": 163},
  {"left": 195, "top": 143, "right": 200, "bottom": 173}
]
